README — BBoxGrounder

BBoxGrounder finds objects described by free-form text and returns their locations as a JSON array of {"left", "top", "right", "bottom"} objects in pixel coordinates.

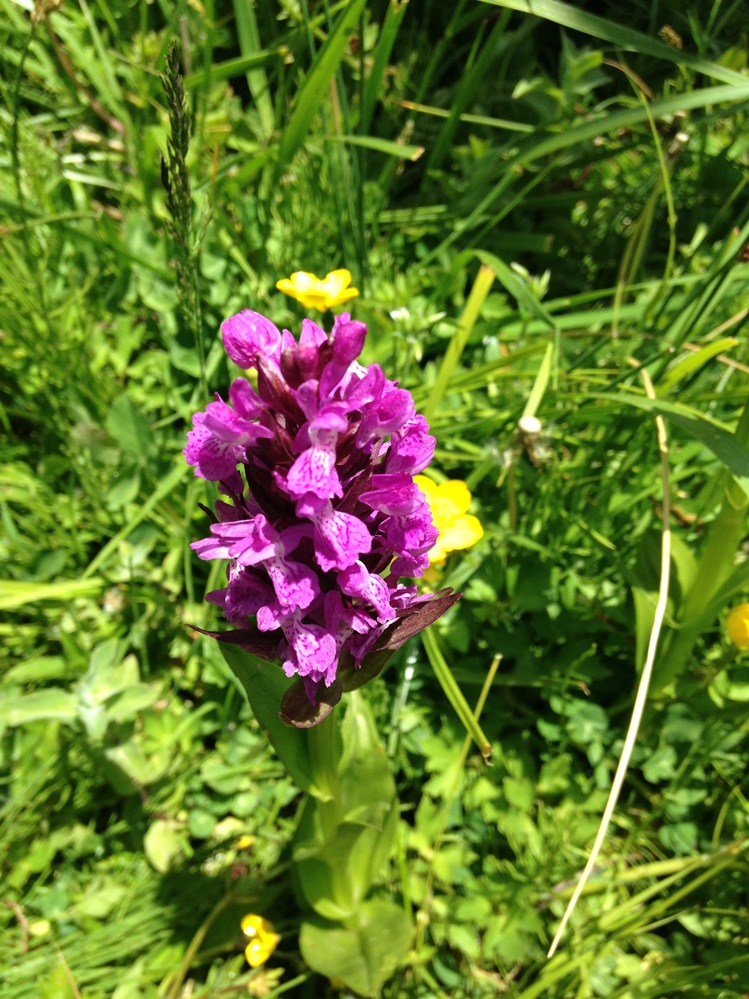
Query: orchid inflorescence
[{"left": 185, "top": 309, "right": 459, "bottom": 725}]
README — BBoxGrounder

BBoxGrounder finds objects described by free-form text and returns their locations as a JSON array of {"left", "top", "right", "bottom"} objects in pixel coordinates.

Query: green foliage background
[{"left": 1, "top": 0, "right": 749, "bottom": 995}]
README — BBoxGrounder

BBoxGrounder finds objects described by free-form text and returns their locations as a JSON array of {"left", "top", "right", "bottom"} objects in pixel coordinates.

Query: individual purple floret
[{"left": 186, "top": 309, "right": 459, "bottom": 725}]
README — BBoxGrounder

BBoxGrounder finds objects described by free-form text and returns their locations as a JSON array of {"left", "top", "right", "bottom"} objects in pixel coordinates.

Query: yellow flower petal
[
  {"left": 300, "top": 293, "right": 330, "bottom": 311},
  {"left": 436, "top": 480, "right": 472, "bottom": 514},
  {"left": 330, "top": 287, "right": 359, "bottom": 305},
  {"left": 276, "top": 268, "right": 359, "bottom": 311},
  {"left": 726, "top": 603, "right": 749, "bottom": 649},
  {"left": 288, "top": 271, "right": 319, "bottom": 292},
  {"left": 414, "top": 474, "right": 438, "bottom": 504},
  {"left": 416, "top": 474, "right": 484, "bottom": 563},
  {"left": 241, "top": 914, "right": 281, "bottom": 968},
  {"left": 440, "top": 514, "right": 484, "bottom": 552},
  {"left": 321, "top": 269, "right": 352, "bottom": 297}
]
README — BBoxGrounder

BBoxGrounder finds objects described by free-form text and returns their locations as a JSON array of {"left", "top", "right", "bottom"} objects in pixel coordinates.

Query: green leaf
[
  {"left": 188, "top": 809, "right": 216, "bottom": 839},
  {"left": 106, "top": 466, "right": 141, "bottom": 510},
  {"left": 337, "top": 692, "right": 397, "bottom": 824},
  {"left": 220, "top": 644, "right": 317, "bottom": 796},
  {"left": 102, "top": 741, "right": 160, "bottom": 790},
  {"left": 0, "top": 578, "right": 105, "bottom": 610},
  {"left": 106, "top": 682, "right": 163, "bottom": 723},
  {"left": 295, "top": 816, "right": 394, "bottom": 919},
  {"left": 300, "top": 899, "right": 412, "bottom": 996},
  {"left": 710, "top": 667, "right": 749, "bottom": 704},
  {"left": 82, "top": 462, "right": 190, "bottom": 579},
  {"left": 0, "top": 689, "right": 78, "bottom": 727},
  {"left": 231, "top": 0, "right": 274, "bottom": 135},
  {"left": 659, "top": 821, "right": 698, "bottom": 855},
  {"left": 423, "top": 264, "right": 496, "bottom": 426},
  {"left": 105, "top": 395, "right": 153, "bottom": 461},
  {"left": 3, "top": 655, "right": 68, "bottom": 685},
  {"left": 292, "top": 695, "right": 398, "bottom": 918},
  {"left": 277, "top": 0, "right": 368, "bottom": 173},
  {"left": 143, "top": 819, "right": 183, "bottom": 873}
]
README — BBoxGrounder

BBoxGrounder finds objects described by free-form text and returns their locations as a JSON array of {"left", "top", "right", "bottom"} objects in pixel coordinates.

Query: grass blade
[
  {"left": 660, "top": 337, "right": 739, "bottom": 391},
  {"left": 421, "top": 627, "right": 492, "bottom": 761},
  {"left": 361, "top": 0, "right": 410, "bottom": 132},
  {"left": 426, "top": 11, "right": 510, "bottom": 173},
  {"left": 481, "top": 0, "right": 749, "bottom": 86},
  {"left": 277, "top": 0, "right": 368, "bottom": 174},
  {"left": 184, "top": 49, "right": 281, "bottom": 89},
  {"left": 423, "top": 264, "right": 495, "bottom": 426},
  {"left": 522, "top": 342, "right": 554, "bottom": 420},
  {"left": 232, "top": 0, "right": 274, "bottom": 137},
  {"left": 330, "top": 133, "right": 424, "bottom": 160}
]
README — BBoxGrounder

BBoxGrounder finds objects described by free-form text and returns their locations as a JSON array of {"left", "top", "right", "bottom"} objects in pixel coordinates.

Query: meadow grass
[{"left": 1, "top": 0, "right": 749, "bottom": 995}]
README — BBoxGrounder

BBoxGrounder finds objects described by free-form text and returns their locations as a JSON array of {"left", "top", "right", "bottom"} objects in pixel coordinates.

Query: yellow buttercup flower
[
  {"left": 726, "top": 604, "right": 749, "bottom": 649},
  {"left": 275, "top": 269, "right": 359, "bottom": 312},
  {"left": 241, "top": 914, "right": 281, "bottom": 968},
  {"left": 415, "top": 475, "right": 484, "bottom": 564}
]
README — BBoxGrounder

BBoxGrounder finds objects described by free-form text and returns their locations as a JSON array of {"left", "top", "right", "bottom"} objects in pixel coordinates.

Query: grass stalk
[{"left": 422, "top": 264, "right": 495, "bottom": 426}]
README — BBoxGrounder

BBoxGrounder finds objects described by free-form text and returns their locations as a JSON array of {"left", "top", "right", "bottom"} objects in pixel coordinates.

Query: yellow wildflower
[
  {"left": 235, "top": 834, "right": 255, "bottom": 850},
  {"left": 726, "top": 604, "right": 749, "bottom": 649},
  {"left": 415, "top": 475, "right": 484, "bottom": 564},
  {"left": 275, "top": 269, "right": 359, "bottom": 312},
  {"left": 241, "top": 914, "right": 281, "bottom": 968}
]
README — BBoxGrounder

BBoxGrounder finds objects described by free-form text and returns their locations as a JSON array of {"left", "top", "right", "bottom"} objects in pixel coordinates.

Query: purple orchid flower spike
[{"left": 186, "top": 308, "right": 460, "bottom": 727}]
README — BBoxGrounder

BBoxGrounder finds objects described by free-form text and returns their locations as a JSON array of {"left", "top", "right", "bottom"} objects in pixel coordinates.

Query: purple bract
[{"left": 186, "top": 309, "right": 458, "bottom": 720}]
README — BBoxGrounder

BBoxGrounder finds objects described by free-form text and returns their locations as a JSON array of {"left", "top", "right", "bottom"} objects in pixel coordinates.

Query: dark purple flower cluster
[{"left": 186, "top": 309, "right": 457, "bottom": 717}]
